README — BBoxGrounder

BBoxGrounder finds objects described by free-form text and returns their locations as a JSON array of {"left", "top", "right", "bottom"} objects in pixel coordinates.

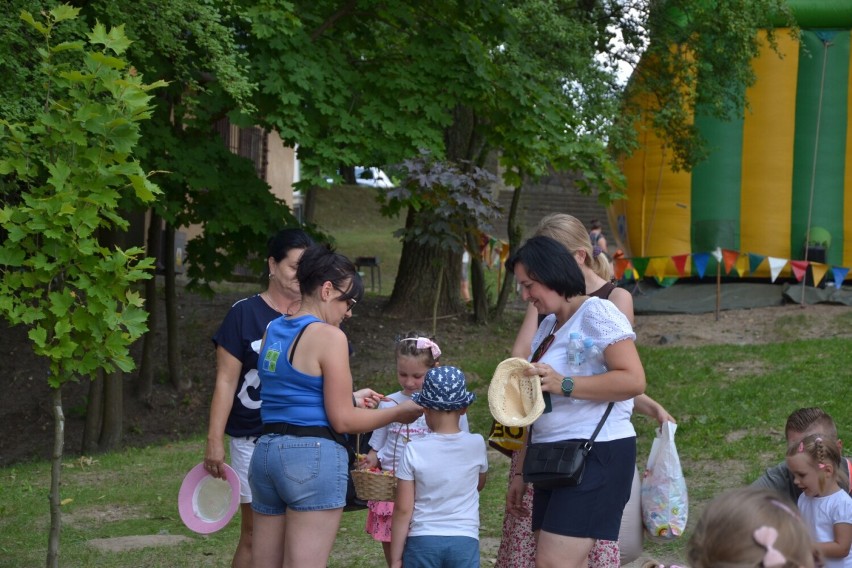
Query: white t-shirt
[
  {"left": 798, "top": 488, "right": 852, "bottom": 568},
  {"left": 369, "top": 391, "right": 470, "bottom": 473},
  {"left": 396, "top": 431, "right": 488, "bottom": 539},
  {"left": 529, "top": 297, "right": 637, "bottom": 443}
]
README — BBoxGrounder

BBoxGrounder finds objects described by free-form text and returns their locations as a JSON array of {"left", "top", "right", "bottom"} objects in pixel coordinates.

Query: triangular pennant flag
[
  {"left": 809, "top": 262, "right": 829, "bottom": 287},
  {"left": 614, "top": 258, "right": 630, "bottom": 280},
  {"left": 734, "top": 254, "right": 749, "bottom": 277},
  {"left": 768, "top": 257, "right": 787, "bottom": 283},
  {"left": 631, "top": 257, "right": 650, "bottom": 279},
  {"left": 748, "top": 253, "right": 766, "bottom": 274},
  {"left": 711, "top": 247, "right": 722, "bottom": 262},
  {"left": 790, "top": 260, "right": 808, "bottom": 282},
  {"left": 646, "top": 257, "right": 669, "bottom": 279},
  {"left": 832, "top": 266, "right": 849, "bottom": 288},
  {"left": 692, "top": 252, "right": 710, "bottom": 279},
  {"left": 671, "top": 254, "right": 689, "bottom": 277},
  {"left": 722, "top": 249, "right": 739, "bottom": 275}
]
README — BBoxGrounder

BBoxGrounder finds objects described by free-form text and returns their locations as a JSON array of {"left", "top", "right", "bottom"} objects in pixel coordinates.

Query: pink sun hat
[{"left": 178, "top": 462, "right": 240, "bottom": 534}]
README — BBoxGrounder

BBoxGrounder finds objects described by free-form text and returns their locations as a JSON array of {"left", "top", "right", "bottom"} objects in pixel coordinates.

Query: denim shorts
[
  {"left": 402, "top": 535, "right": 479, "bottom": 568},
  {"left": 248, "top": 434, "right": 348, "bottom": 514}
]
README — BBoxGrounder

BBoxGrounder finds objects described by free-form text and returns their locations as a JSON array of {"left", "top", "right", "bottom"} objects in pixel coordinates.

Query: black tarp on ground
[{"left": 630, "top": 281, "right": 852, "bottom": 314}]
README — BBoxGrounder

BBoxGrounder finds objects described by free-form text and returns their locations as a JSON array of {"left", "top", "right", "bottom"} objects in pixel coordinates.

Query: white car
[{"left": 354, "top": 166, "right": 394, "bottom": 188}]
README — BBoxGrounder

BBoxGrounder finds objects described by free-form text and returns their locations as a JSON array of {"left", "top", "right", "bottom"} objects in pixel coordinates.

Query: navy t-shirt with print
[{"left": 212, "top": 294, "right": 280, "bottom": 438}]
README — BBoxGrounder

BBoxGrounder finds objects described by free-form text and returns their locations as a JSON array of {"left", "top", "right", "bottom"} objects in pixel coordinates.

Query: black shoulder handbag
[{"left": 522, "top": 402, "right": 614, "bottom": 489}]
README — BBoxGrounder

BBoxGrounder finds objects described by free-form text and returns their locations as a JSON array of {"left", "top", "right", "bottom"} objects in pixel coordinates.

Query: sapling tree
[{"left": 0, "top": 5, "right": 163, "bottom": 565}]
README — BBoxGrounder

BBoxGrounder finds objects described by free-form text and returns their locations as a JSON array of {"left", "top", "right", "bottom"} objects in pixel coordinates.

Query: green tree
[
  {"left": 246, "top": 0, "right": 790, "bottom": 320},
  {"left": 0, "top": 6, "right": 164, "bottom": 565}
]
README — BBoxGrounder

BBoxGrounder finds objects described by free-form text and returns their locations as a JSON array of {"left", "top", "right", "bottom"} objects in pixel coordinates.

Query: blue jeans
[
  {"left": 249, "top": 434, "right": 348, "bottom": 514},
  {"left": 402, "top": 535, "right": 479, "bottom": 568}
]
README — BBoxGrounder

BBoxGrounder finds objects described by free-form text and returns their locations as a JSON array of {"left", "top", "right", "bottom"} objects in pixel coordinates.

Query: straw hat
[{"left": 488, "top": 357, "right": 545, "bottom": 427}]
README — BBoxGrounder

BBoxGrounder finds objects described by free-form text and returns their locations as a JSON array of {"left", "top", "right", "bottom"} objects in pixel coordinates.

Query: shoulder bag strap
[{"left": 587, "top": 402, "right": 615, "bottom": 444}]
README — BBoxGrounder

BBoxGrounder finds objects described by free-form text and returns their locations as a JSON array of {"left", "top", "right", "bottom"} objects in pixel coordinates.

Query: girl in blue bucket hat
[{"left": 389, "top": 366, "right": 488, "bottom": 568}]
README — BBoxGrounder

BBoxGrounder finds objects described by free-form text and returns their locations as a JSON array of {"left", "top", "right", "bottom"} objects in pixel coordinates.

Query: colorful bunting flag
[
  {"left": 631, "top": 257, "right": 650, "bottom": 279},
  {"left": 767, "top": 257, "right": 787, "bottom": 283},
  {"left": 735, "top": 254, "right": 750, "bottom": 277},
  {"left": 647, "top": 257, "right": 670, "bottom": 279},
  {"left": 614, "top": 258, "right": 630, "bottom": 280},
  {"left": 748, "top": 253, "right": 766, "bottom": 274},
  {"left": 671, "top": 254, "right": 689, "bottom": 277},
  {"left": 722, "top": 249, "right": 739, "bottom": 275},
  {"left": 692, "top": 252, "right": 710, "bottom": 279},
  {"left": 832, "top": 266, "right": 849, "bottom": 288},
  {"left": 809, "top": 262, "right": 828, "bottom": 287},
  {"left": 790, "top": 260, "right": 808, "bottom": 282}
]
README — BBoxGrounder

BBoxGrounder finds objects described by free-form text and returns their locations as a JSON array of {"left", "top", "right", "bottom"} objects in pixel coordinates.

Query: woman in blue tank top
[{"left": 249, "top": 245, "right": 423, "bottom": 568}]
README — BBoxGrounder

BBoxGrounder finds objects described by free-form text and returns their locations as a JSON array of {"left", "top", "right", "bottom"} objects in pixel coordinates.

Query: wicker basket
[
  {"left": 351, "top": 467, "right": 398, "bottom": 502},
  {"left": 350, "top": 420, "right": 407, "bottom": 502}
]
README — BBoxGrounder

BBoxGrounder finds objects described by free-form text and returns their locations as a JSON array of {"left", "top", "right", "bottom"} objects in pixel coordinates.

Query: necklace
[{"left": 261, "top": 291, "right": 281, "bottom": 314}]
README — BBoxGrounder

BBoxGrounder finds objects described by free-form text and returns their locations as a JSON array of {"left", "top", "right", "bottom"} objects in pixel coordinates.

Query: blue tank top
[{"left": 258, "top": 314, "right": 330, "bottom": 426}]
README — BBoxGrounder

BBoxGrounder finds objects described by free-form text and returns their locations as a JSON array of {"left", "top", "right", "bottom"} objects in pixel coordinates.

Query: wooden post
[{"left": 715, "top": 261, "right": 721, "bottom": 322}]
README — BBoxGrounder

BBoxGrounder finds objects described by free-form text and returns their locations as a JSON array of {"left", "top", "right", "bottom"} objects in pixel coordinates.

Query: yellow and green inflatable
[{"left": 610, "top": 0, "right": 852, "bottom": 284}]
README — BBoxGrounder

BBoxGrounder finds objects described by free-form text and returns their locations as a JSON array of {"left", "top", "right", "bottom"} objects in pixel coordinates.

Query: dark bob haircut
[
  {"left": 296, "top": 244, "right": 364, "bottom": 304},
  {"left": 267, "top": 228, "right": 314, "bottom": 261},
  {"left": 506, "top": 235, "right": 585, "bottom": 299}
]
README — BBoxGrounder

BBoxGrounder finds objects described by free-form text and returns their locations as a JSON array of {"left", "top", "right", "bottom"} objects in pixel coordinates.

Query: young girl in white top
[
  {"left": 787, "top": 433, "right": 852, "bottom": 568},
  {"left": 361, "top": 332, "right": 469, "bottom": 566}
]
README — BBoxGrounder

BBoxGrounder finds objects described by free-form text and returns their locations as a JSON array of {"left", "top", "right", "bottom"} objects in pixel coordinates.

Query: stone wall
[{"left": 493, "top": 168, "right": 610, "bottom": 245}]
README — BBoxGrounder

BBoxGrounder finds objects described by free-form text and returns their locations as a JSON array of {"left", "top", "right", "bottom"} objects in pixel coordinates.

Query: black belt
[{"left": 262, "top": 422, "right": 346, "bottom": 446}]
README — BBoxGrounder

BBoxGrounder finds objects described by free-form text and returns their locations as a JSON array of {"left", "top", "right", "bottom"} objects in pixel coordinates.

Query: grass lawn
[{"left": 2, "top": 335, "right": 850, "bottom": 566}]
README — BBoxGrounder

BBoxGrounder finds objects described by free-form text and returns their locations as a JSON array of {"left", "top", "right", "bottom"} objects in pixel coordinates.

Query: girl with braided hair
[{"left": 786, "top": 433, "right": 852, "bottom": 567}]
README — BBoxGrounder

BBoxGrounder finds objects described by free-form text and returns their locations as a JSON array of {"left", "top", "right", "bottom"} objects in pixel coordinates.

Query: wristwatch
[{"left": 561, "top": 376, "right": 575, "bottom": 397}]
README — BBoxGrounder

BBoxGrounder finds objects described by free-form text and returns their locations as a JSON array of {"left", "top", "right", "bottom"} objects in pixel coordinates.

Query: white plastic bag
[{"left": 640, "top": 420, "right": 688, "bottom": 541}]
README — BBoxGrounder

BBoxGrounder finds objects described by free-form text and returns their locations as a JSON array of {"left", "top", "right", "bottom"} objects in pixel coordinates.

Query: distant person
[
  {"left": 249, "top": 245, "right": 423, "bottom": 568},
  {"left": 752, "top": 407, "right": 851, "bottom": 502},
  {"left": 389, "top": 366, "right": 488, "bottom": 568},
  {"left": 644, "top": 487, "right": 819, "bottom": 568},
  {"left": 786, "top": 434, "right": 852, "bottom": 566},
  {"left": 461, "top": 250, "right": 471, "bottom": 303},
  {"left": 203, "top": 227, "right": 313, "bottom": 568},
  {"left": 588, "top": 218, "right": 609, "bottom": 257},
  {"left": 361, "top": 332, "right": 471, "bottom": 566}
]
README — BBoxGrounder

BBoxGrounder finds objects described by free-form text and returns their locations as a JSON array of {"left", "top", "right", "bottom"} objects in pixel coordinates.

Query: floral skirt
[
  {"left": 365, "top": 500, "right": 394, "bottom": 542},
  {"left": 494, "top": 451, "right": 620, "bottom": 568}
]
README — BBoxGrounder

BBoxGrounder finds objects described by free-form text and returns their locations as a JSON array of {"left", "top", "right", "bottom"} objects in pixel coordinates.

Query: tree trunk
[
  {"left": 385, "top": 208, "right": 464, "bottom": 319},
  {"left": 303, "top": 185, "right": 319, "bottom": 223},
  {"left": 98, "top": 370, "right": 124, "bottom": 451},
  {"left": 164, "top": 223, "right": 189, "bottom": 391},
  {"left": 135, "top": 209, "right": 162, "bottom": 401},
  {"left": 494, "top": 183, "right": 524, "bottom": 318},
  {"left": 47, "top": 385, "right": 64, "bottom": 568},
  {"left": 465, "top": 231, "right": 489, "bottom": 324},
  {"left": 81, "top": 374, "right": 103, "bottom": 454}
]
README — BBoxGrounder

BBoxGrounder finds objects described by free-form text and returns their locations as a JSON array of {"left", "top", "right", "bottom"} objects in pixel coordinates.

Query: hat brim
[
  {"left": 178, "top": 462, "right": 241, "bottom": 534},
  {"left": 412, "top": 391, "right": 476, "bottom": 411},
  {"left": 488, "top": 357, "right": 545, "bottom": 427}
]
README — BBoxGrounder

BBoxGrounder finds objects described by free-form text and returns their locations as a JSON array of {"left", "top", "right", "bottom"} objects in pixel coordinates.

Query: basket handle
[{"left": 355, "top": 397, "right": 410, "bottom": 472}]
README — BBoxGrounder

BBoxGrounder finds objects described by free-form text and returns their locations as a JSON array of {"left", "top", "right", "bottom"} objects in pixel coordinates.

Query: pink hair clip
[
  {"left": 401, "top": 337, "right": 442, "bottom": 359},
  {"left": 818, "top": 463, "right": 826, "bottom": 470},
  {"left": 753, "top": 526, "right": 787, "bottom": 567}
]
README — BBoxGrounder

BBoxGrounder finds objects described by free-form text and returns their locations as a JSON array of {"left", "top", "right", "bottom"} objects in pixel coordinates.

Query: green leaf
[
  {"left": 50, "top": 4, "right": 81, "bottom": 23},
  {"left": 88, "top": 51, "right": 127, "bottom": 71}
]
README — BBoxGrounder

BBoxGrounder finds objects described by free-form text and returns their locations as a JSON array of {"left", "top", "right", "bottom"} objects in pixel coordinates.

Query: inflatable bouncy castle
[{"left": 610, "top": 1, "right": 852, "bottom": 285}]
